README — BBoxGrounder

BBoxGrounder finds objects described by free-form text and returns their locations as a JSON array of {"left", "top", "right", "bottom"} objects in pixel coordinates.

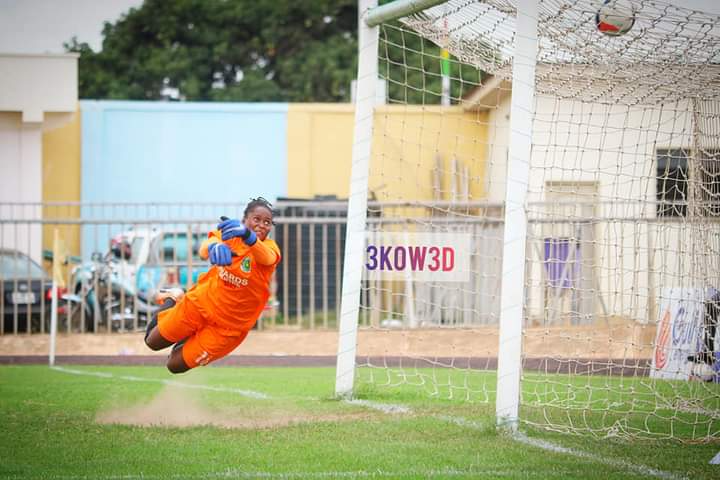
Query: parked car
[{"left": 0, "top": 249, "right": 52, "bottom": 333}]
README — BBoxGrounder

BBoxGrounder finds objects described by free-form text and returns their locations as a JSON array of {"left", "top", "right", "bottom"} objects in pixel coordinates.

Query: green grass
[
  {"left": 0, "top": 365, "right": 718, "bottom": 479},
  {"left": 359, "top": 366, "right": 720, "bottom": 439}
]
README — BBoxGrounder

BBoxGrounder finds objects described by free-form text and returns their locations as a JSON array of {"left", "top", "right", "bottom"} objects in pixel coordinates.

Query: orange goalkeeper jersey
[{"left": 186, "top": 230, "right": 281, "bottom": 334}]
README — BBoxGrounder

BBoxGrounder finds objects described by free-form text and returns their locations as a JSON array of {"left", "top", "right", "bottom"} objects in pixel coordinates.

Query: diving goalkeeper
[{"left": 144, "top": 197, "right": 281, "bottom": 373}]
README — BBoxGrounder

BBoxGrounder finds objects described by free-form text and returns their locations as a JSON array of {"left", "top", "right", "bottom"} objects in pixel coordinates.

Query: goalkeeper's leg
[
  {"left": 144, "top": 288, "right": 186, "bottom": 350},
  {"left": 165, "top": 328, "right": 249, "bottom": 374}
]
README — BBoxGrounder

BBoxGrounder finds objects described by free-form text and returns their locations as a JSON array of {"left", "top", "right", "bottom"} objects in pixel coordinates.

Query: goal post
[
  {"left": 335, "top": 0, "right": 467, "bottom": 398},
  {"left": 336, "top": 0, "right": 720, "bottom": 442},
  {"left": 335, "top": 0, "right": 379, "bottom": 397},
  {"left": 495, "top": 0, "right": 538, "bottom": 431}
]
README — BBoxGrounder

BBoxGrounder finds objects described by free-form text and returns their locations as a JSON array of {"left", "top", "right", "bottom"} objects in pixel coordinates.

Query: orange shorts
[{"left": 157, "top": 297, "right": 249, "bottom": 369}]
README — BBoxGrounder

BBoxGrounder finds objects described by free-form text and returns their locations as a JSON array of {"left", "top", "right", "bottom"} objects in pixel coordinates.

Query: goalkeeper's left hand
[
  {"left": 208, "top": 242, "right": 233, "bottom": 266},
  {"left": 218, "top": 217, "right": 257, "bottom": 246}
]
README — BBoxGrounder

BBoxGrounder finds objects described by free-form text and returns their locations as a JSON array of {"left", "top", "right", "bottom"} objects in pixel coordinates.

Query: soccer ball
[{"left": 595, "top": 0, "right": 636, "bottom": 36}]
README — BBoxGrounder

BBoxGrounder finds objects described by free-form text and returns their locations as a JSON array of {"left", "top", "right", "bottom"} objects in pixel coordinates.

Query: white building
[{"left": 0, "top": 53, "right": 78, "bottom": 262}]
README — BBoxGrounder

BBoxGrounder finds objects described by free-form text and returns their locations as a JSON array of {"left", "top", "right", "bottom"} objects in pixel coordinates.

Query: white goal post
[
  {"left": 335, "top": 0, "right": 381, "bottom": 397},
  {"left": 336, "top": 0, "right": 720, "bottom": 442}
]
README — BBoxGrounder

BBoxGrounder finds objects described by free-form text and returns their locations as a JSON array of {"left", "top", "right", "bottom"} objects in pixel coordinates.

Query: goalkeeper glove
[
  {"left": 208, "top": 242, "right": 233, "bottom": 266},
  {"left": 217, "top": 217, "right": 257, "bottom": 246}
]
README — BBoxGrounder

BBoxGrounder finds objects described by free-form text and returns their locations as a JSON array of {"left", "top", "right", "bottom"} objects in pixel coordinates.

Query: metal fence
[
  {"left": 3, "top": 199, "right": 707, "bottom": 335},
  {"left": 0, "top": 199, "right": 509, "bottom": 335}
]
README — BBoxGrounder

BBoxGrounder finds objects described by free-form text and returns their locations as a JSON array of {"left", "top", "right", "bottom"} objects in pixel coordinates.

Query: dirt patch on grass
[{"left": 95, "top": 385, "right": 371, "bottom": 429}]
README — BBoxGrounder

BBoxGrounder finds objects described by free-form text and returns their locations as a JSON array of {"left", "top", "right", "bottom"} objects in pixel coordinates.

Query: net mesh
[{"left": 353, "top": 0, "right": 720, "bottom": 441}]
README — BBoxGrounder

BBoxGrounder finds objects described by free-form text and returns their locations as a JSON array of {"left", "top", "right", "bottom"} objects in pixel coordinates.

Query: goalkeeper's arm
[
  {"left": 199, "top": 230, "right": 278, "bottom": 266},
  {"left": 248, "top": 238, "right": 279, "bottom": 266},
  {"left": 198, "top": 234, "right": 220, "bottom": 261}
]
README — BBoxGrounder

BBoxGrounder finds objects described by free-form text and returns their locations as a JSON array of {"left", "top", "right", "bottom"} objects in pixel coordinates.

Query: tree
[
  {"left": 379, "top": 24, "right": 484, "bottom": 106},
  {"left": 66, "top": 0, "right": 359, "bottom": 102},
  {"left": 66, "top": 0, "right": 483, "bottom": 104}
]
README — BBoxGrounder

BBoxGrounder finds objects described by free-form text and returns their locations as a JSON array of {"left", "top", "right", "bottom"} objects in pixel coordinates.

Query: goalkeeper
[{"left": 144, "top": 197, "right": 281, "bottom": 373}]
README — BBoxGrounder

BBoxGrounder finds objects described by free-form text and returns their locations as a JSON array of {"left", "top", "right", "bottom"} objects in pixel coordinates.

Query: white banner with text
[{"left": 364, "top": 231, "right": 471, "bottom": 282}]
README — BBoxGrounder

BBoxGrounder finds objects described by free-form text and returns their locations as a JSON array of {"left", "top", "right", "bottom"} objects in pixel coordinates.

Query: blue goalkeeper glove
[
  {"left": 208, "top": 242, "right": 233, "bottom": 266},
  {"left": 217, "top": 217, "right": 257, "bottom": 246}
]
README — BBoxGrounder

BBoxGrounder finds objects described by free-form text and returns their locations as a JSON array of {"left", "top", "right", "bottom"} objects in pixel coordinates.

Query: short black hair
[{"left": 243, "top": 197, "right": 275, "bottom": 219}]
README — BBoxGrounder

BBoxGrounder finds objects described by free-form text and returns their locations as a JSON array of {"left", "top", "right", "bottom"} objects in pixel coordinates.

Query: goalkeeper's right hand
[
  {"left": 218, "top": 217, "right": 257, "bottom": 246},
  {"left": 208, "top": 242, "right": 233, "bottom": 266}
]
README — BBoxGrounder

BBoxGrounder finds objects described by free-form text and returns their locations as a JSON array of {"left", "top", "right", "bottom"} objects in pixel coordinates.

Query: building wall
[
  {"left": 42, "top": 108, "right": 82, "bottom": 276},
  {"left": 483, "top": 93, "right": 703, "bottom": 324},
  {"left": 81, "top": 101, "right": 288, "bottom": 205},
  {"left": 77, "top": 100, "right": 289, "bottom": 257},
  {"left": 36, "top": 101, "right": 491, "bottom": 262},
  {"left": 286, "top": 104, "right": 489, "bottom": 201},
  {"left": 0, "top": 53, "right": 77, "bottom": 123},
  {"left": 45, "top": 102, "right": 493, "bottom": 208},
  {"left": 371, "top": 105, "right": 489, "bottom": 202},
  {"left": 0, "top": 113, "right": 43, "bottom": 262},
  {"left": 286, "top": 104, "right": 354, "bottom": 198},
  {"left": 43, "top": 109, "right": 82, "bottom": 204},
  {"left": 0, "top": 53, "right": 77, "bottom": 263}
]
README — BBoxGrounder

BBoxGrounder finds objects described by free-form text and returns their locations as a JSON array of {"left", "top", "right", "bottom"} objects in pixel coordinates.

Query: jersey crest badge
[{"left": 241, "top": 256, "right": 252, "bottom": 273}]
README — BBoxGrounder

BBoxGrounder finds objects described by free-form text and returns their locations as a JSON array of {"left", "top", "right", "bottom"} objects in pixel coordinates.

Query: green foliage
[
  {"left": 66, "top": 0, "right": 358, "bottom": 102},
  {"left": 65, "top": 0, "right": 486, "bottom": 104},
  {"left": 379, "top": 23, "right": 484, "bottom": 105}
]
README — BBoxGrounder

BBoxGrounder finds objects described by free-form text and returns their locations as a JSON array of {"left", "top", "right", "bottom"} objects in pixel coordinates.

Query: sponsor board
[
  {"left": 364, "top": 231, "right": 471, "bottom": 282},
  {"left": 651, "top": 288, "right": 718, "bottom": 381}
]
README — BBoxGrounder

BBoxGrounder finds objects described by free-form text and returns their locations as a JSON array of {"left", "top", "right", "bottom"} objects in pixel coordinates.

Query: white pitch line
[
  {"left": 50, "top": 366, "right": 270, "bottom": 399},
  {"left": 342, "top": 398, "right": 412, "bottom": 414},
  {"left": 432, "top": 412, "right": 685, "bottom": 480},
  {"left": 511, "top": 432, "right": 687, "bottom": 480},
  {"left": 434, "top": 414, "right": 492, "bottom": 431},
  {"left": 49, "top": 467, "right": 546, "bottom": 479},
  {"left": 343, "top": 400, "right": 684, "bottom": 480}
]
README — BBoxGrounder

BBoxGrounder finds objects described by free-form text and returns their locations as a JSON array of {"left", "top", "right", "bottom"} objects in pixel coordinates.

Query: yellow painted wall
[
  {"left": 286, "top": 104, "right": 489, "bottom": 201},
  {"left": 287, "top": 104, "right": 355, "bottom": 198},
  {"left": 371, "top": 105, "right": 488, "bottom": 202},
  {"left": 42, "top": 108, "right": 82, "bottom": 277}
]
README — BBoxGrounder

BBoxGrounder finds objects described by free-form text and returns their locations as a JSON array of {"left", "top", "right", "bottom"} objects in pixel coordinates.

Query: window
[
  {"left": 698, "top": 150, "right": 720, "bottom": 217},
  {"left": 656, "top": 149, "right": 688, "bottom": 217},
  {"left": 656, "top": 149, "right": 720, "bottom": 217},
  {"left": 0, "top": 252, "right": 47, "bottom": 279}
]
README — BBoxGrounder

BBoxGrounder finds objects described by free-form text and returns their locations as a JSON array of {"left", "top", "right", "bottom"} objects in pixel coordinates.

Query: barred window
[
  {"left": 656, "top": 149, "right": 720, "bottom": 217},
  {"left": 656, "top": 149, "right": 688, "bottom": 217}
]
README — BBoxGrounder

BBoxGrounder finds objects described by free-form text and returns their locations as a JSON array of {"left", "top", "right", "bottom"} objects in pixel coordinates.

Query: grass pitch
[{"left": 0, "top": 365, "right": 717, "bottom": 479}]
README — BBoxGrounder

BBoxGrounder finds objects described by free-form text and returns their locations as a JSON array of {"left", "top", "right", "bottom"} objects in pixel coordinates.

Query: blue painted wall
[
  {"left": 79, "top": 100, "right": 288, "bottom": 258},
  {"left": 81, "top": 100, "right": 287, "bottom": 203}
]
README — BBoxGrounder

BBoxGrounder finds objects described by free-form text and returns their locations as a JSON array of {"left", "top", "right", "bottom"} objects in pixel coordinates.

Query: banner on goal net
[{"left": 651, "top": 288, "right": 720, "bottom": 382}]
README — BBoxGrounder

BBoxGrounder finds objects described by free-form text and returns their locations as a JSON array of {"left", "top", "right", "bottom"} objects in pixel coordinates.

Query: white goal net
[{"left": 337, "top": 0, "right": 720, "bottom": 442}]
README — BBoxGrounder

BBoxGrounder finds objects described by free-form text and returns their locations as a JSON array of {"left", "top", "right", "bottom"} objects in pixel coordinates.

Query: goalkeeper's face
[{"left": 244, "top": 205, "right": 274, "bottom": 241}]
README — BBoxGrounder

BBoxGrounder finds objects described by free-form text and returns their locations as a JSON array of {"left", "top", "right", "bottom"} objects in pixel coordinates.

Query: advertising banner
[
  {"left": 364, "top": 231, "right": 471, "bottom": 282},
  {"left": 651, "top": 288, "right": 719, "bottom": 381}
]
